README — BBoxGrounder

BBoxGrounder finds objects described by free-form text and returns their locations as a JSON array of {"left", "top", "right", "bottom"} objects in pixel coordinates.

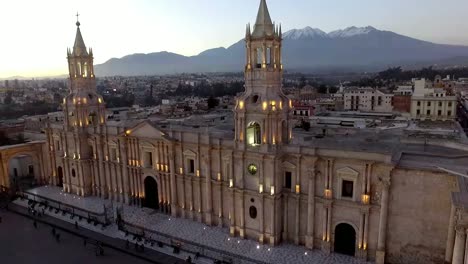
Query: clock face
[{"left": 248, "top": 164, "right": 257, "bottom": 175}]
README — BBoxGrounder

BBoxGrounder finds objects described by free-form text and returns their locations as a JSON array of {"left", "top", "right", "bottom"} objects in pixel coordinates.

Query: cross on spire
[{"left": 76, "top": 12, "right": 80, "bottom": 27}]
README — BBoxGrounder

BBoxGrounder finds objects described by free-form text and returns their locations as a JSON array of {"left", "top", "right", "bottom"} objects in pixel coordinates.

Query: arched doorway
[
  {"left": 144, "top": 176, "right": 159, "bottom": 210},
  {"left": 57, "top": 166, "right": 63, "bottom": 187},
  {"left": 334, "top": 223, "right": 356, "bottom": 256}
]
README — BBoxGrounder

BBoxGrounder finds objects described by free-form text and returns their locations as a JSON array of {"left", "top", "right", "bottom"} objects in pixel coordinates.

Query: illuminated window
[{"left": 246, "top": 122, "right": 261, "bottom": 146}]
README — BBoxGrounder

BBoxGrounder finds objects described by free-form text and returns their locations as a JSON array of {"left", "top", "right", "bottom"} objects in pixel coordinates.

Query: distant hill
[{"left": 94, "top": 26, "right": 468, "bottom": 76}]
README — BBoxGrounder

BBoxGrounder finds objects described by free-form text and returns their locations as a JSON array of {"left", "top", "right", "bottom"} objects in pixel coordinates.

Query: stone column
[
  {"left": 97, "top": 138, "right": 106, "bottom": 198},
  {"left": 205, "top": 149, "right": 213, "bottom": 225},
  {"left": 452, "top": 226, "right": 466, "bottom": 264},
  {"left": 169, "top": 146, "right": 177, "bottom": 217},
  {"left": 294, "top": 194, "right": 300, "bottom": 245},
  {"left": 120, "top": 139, "right": 129, "bottom": 204},
  {"left": 305, "top": 169, "right": 316, "bottom": 249},
  {"left": 376, "top": 179, "right": 390, "bottom": 264},
  {"left": 445, "top": 205, "right": 457, "bottom": 263}
]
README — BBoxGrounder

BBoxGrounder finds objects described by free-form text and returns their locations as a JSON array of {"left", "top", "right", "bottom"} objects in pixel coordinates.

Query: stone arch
[
  {"left": 333, "top": 221, "right": 358, "bottom": 256},
  {"left": 246, "top": 121, "right": 261, "bottom": 146},
  {"left": 143, "top": 175, "right": 159, "bottom": 210},
  {"left": 0, "top": 143, "right": 46, "bottom": 189}
]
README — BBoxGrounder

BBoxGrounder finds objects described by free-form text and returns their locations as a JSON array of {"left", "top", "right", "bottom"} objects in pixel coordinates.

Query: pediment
[
  {"left": 183, "top": 149, "right": 197, "bottom": 157},
  {"left": 282, "top": 161, "right": 296, "bottom": 169},
  {"left": 337, "top": 167, "right": 359, "bottom": 176},
  {"left": 125, "top": 121, "right": 168, "bottom": 141}
]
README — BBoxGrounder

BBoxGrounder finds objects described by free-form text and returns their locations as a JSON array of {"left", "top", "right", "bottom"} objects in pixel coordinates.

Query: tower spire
[
  {"left": 73, "top": 13, "right": 88, "bottom": 56},
  {"left": 252, "top": 0, "right": 274, "bottom": 38}
]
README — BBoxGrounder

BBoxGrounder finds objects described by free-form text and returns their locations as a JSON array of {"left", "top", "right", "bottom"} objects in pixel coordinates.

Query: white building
[
  {"left": 411, "top": 79, "right": 457, "bottom": 121},
  {"left": 343, "top": 87, "right": 393, "bottom": 112}
]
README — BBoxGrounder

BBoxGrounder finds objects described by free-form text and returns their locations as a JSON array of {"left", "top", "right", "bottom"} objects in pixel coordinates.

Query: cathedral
[{"left": 1, "top": 1, "right": 468, "bottom": 263}]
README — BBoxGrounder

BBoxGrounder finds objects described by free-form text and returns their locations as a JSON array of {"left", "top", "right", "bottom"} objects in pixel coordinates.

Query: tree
[
  {"left": 301, "top": 120, "right": 311, "bottom": 131},
  {"left": 4, "top": 91, "right": 13, "bottom": 105},
  {"left": 207, "top": 96, "right": 219, "bottom": 109}
]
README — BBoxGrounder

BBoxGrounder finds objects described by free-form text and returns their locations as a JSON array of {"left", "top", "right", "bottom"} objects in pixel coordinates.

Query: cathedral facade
[{"left": 28, "top": 1, "right": 468, "bottom": 264}]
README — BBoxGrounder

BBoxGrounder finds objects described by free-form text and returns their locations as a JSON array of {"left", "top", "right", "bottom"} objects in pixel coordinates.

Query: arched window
[
  {"left": 83, "top": 62, "right": 88, "bottom": 77},
  {"left": 247, "top": 122, "right": 261, "bottom": 146},
  {"left": 89, "top": 112, "right": 97, "bottom": 125},
  {"left": 256, "top": 47, "right": 263, "bottom": 68},
  {"left": 71, "top": 169, "right": 76, "bottom": 178},
  {"left": 77, "top": 62, "right": 82, "bottom": 76}
]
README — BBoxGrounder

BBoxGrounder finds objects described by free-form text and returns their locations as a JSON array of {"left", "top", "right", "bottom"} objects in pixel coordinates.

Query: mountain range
[{"left": 94, "top": 26, "right": 468, "bottom": 76}]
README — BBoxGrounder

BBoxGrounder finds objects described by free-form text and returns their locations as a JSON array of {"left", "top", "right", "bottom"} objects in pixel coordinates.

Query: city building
[
  {"left": 1, "top": 2, "right": 468, "bottom": 264},
  {"left": 343, "top": 87, "right": 394, "bottom": 112},
  {"left": 411, "top": 78, "right": 457, "bottom": 121},
  {"left": 392, "top": 85, "right": 413, "bottom": 113}
]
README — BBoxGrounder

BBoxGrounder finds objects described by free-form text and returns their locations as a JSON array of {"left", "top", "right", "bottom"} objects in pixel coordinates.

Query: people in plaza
[
  {"left": 75, "top": 221, "right": 78, "bottom": 229},
  {"left": 185, "top": 256, "right": 192, "bottom": 263}
]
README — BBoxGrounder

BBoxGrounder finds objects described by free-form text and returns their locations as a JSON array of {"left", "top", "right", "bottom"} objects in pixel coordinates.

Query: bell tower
[
  {"left": 60, "top": 15, "right": 106, "bottom": 196},
  {"left": 63, "top": 15, "right": 106, "bottom": 130},
  {"left": 235, "top": 0, "right": 292, "bottom": 150}
]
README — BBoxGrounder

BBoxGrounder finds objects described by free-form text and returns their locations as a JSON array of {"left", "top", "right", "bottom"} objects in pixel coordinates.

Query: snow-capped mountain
[
  {"left": 95, "top": 26, "right": 468, "bottom": 76},
  {"left": 328, "top": 26, "right": 377, "bottom": 38},
  {"left": 283, "top": 26, "right": 327, "bottom": 40},
  {"left": 283, "top": 26, "right": 378, "bottom": 40}
]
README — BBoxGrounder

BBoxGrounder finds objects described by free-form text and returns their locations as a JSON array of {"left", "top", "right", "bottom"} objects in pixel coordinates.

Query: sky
[{"left": 1, "top": 0, "right": 468, "bottom": 78}]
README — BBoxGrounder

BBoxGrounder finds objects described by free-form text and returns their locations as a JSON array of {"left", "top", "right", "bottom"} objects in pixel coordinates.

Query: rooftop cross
[{"left": 76, "top": 12, "right": 80, "bottom": 27}]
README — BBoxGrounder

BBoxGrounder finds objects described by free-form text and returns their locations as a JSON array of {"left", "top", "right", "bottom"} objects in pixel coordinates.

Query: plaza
[{"left": 13, "top": 185, "right": 372, "bottom": 264}]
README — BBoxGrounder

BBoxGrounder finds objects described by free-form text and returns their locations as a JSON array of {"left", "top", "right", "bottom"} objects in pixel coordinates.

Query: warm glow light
[
  {"left": 179, "top": 167, "right": 183, "bottom": 174},
  {"left": 270, "top": 186, "right": 275, "bottom": 195},
  {"left": 262, "top": 101, "right": 267, "bottom": 110},
  {"left": 362, "top": 194, "right": 370, "bottom": 205},
  {"left": 196, "top": 170, "right": 200, "bottom": 177},
  {"left": 295, "top": 184, "right": 300, "bottom": 194},
  {"left": 259, "top": 184, "right": 263, "bottom": 193},
  {"left": 165, "top": 165, "right": 168, "bottom": 172},
  {"left": 289, "top": 99, "right": 292, "bottom": 108},
  {"left": 125, "top": 130, "right": 131, "bottom": 135},
  {"left": 98, "top": 98, "right": 102, "bottom": 104},
  {"left": 324, "top": 189, "right": 332, "bottom": 199},
  {"left": 229, "top": 179, "right": 233, "bottom": 188},
  {"left": 217, "top": 173, "right": 221, "bottom": 181},
  {"left": 239, "top": 100, "right": 244, "bottom": 109}
]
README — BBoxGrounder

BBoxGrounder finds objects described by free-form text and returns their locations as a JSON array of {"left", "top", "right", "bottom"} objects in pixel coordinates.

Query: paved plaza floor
[
  {"left": 0, "top": 210, "right": 153, "bottom": 264},
  {"left": 21, "top": 186, "right": 373, "bottom": 264}
]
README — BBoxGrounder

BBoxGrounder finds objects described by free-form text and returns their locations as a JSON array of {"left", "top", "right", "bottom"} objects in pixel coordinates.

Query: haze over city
[{"left": 2, "top": 0, "right": 468, "bottom": 78}]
